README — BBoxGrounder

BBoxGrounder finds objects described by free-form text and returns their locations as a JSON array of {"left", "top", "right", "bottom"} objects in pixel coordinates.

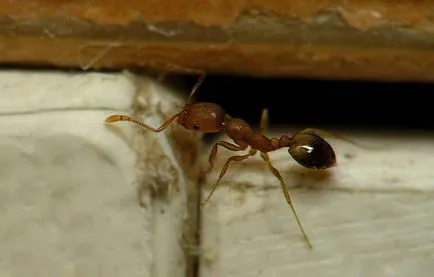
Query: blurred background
[{"left": 179, "top": 75, "right": 434, "bottom": 132}]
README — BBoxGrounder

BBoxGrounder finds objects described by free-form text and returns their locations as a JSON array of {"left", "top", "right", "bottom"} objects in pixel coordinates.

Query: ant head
[
  {"left": 288, "top": 132, "right": 336, "bottom": 170},
  {"left": 177, "top": 103, "right": 226, "bottom": 133}
]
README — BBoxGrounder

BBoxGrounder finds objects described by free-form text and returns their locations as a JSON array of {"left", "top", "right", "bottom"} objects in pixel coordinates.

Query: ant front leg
[
  {"left": 202, "top": 149, "right": 257, "bottom": 206},
  {"left": 260, "top": 152, "right": 313, "bottom": 249},
  {"left": 205, "top": 141, "right": 247, "bottom": 173}
]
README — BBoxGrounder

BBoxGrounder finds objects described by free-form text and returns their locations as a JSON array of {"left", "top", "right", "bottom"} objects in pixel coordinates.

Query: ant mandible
[{"left": 105, "top": 74, "right": 341, "bottom": 249}]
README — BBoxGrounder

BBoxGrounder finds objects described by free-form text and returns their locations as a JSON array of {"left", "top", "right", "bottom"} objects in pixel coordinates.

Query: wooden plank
[{"left": 1, "top": 1, "right": 434, "bottom": 80}]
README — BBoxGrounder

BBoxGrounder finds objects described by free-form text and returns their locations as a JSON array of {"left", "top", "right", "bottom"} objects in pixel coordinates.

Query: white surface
[
  {"left": 0, "top": 71, "right": 196, "bottom": 277},
  {"left": 132, "top": 76, "right": 199, "bottom": 277},
  {"left": 5, "top": 69, "right": 433, "bottom": 277},
  {"left": 0, "top": 113, "right": 147, "bottom": 277},
  {"left": 200, "top": 130, "right": 434, "bottom": 277},
  {"left": 215, "top": 131, "right": 434, "bottom": 192},
  {"left": 0, "top": 70, "right": 135, "bottom": 113}
]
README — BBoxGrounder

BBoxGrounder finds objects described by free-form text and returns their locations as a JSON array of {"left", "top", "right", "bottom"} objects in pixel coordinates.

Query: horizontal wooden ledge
[
  {"left": 1, "top": 0, "right": 433, "bottom": 31},
  {"left": 2, "top": 2, "right": 434, "bottom": 81},
  {"left": 1, "top": 37, "right": 434, "bottom": 81}
]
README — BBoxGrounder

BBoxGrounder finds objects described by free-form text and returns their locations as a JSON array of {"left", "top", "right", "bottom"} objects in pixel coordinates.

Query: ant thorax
[{"left": 223, "top": 118, "right": 254, "bottom": 141}]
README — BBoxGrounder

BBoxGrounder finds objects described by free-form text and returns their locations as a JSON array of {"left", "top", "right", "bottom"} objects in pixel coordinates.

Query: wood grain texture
[
  {"left": 1, "top": 0, "right": 433, "bottom": 30},
  {"left": 1, "top": 1, "right": 434, "bottom": 80},
  {"left": 2, "top": 38, "right": 434, "bottom": 81}
]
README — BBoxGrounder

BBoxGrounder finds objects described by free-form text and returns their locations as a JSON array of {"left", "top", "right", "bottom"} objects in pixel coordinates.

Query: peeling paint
[{"left": 147, "top": 24, "right": 180, "bottom": 37}]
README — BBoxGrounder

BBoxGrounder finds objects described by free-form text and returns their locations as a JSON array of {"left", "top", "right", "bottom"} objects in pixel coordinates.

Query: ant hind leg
[
  {"left": 259, "top": 152, "right": 313, "bottom": 249},
  {"left": 297, "top": 128, "right": 383, "bottom": 151},
  {"left": 202, "top": 149, "right": 257, "bottom": 206}
]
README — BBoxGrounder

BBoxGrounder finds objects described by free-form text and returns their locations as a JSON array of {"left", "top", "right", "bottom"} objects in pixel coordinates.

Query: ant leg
[
  {"left": 206, "top": 141, "right": 247, "bottom": 173},
  {"left": 260, "top": 108, "right": 269, "bottom": 133},
  {"left": 105, "top": 112, "right": 181, "bottom": 133},
  {"left": 187, "top": 73, "right": 206, "bottom": 104},
  {"left": 202, "top": 149, "right": 257, "bottom": 205},
  {"left": 298, "top": 128, "right": 382, "bottom": 150},
  {"left": 260, "top": 152, "right": 313, "bottom": 249}
]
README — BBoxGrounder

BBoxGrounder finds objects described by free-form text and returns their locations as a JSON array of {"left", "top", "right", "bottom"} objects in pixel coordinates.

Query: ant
[{"left": 105, "top": 74, "right": 347, "bottom": 249}]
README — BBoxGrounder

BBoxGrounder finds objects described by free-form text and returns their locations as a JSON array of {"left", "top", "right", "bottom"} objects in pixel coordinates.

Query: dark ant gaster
[{"left": 105, "top": 74, "right": 354, "bottom": 249}]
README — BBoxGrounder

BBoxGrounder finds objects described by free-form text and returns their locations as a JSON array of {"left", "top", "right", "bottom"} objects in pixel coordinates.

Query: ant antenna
[
  {"left": 104, "top": 73, "right": 207, "bottom": 132},
  {"left": 188, "top": 73, "right": 206, "bottom": 104},
  {"left": 105, "top": 112, "right": 181, "bottom": 132}
]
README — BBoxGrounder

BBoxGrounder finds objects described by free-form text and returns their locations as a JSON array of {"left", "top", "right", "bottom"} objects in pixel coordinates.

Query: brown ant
[{"left": 105, "top": 74, "right": 347, "bottom": 249}]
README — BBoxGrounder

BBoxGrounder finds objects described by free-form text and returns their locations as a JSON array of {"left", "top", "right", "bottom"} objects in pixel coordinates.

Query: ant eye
[
  {"left": 288, "top": 133, "right": 336, "bottom": 169},
  {"left": 193, "top": 124, "right": 200, "bottom": 130}
]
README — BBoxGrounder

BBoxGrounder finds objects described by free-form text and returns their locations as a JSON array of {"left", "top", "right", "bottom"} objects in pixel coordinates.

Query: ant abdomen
[{"left": 288, "top": 133, "right": 336, "bottom": 169}]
